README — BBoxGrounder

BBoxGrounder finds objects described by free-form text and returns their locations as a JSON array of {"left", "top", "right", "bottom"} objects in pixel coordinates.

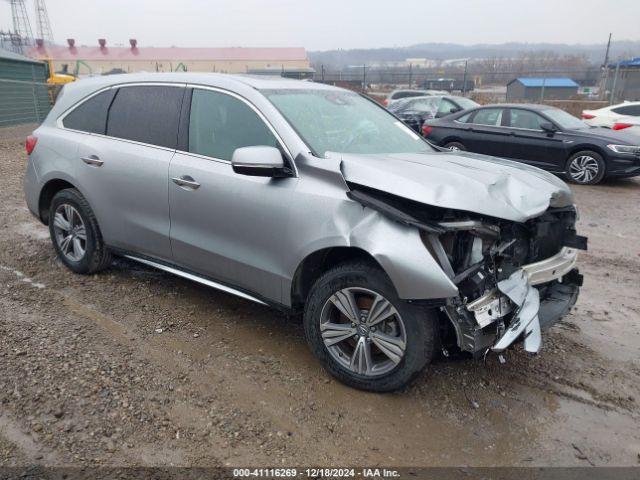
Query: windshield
[
  {"left": 263, "top": 89, "right": 434, "bottom": 157},
  {"left": 544, "top": 108, "right": 589, "bottom": 130}
]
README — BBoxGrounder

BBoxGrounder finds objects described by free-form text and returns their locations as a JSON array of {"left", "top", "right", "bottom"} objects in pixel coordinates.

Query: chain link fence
[{"left": 0, "top": 78, "right": 52, "bottom": 127}]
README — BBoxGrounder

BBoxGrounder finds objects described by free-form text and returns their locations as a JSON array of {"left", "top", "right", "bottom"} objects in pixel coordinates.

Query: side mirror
[
  {"left": 231, "top": 146, "right": 290, "bottom": 177},
  {"left": 540, "top": 122, "right": 557, "bottom": 133},
  {"left": 450, "top": 107, "right": 461, "bottom": 114}
]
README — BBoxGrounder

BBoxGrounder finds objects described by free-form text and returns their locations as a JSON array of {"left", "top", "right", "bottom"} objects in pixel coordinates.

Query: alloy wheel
[
  {"left": 320, "top": 287, "right": 406, "bottom": 377},
  {"left": 52, "top": 204, "right": 87, "bottom": 261},
  {"left": 569, "top": 155, "right": 600, "bottom": 183}
]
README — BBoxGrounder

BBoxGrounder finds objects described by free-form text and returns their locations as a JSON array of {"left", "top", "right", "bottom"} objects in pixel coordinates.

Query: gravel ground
[{"left": 1, "top": 124, "right": 639, "bottom": 468}]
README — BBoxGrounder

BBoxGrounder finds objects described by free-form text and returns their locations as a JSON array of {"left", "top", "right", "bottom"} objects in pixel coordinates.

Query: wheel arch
[
  {"left": 38, "top": 178, "right": 78, "bottom": 225},
  {"left": 440, "top": 136, "right": 466, "bottom": 147},
  {"left": 567, "top": 144, "right": 607, "bottom": 162},
  {"left": 290, "top": 247, "right": 386, "bottom": 311}
]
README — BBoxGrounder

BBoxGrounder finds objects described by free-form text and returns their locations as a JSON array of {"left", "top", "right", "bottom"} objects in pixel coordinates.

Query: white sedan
[
  {"left": 582, "top": 101, "right": 640, "bottom": 129},
  {"left": 608, "top": 116, "right": 640, "bottom": 136}
]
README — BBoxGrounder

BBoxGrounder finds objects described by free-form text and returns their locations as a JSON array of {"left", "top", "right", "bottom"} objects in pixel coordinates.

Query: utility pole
[
  {"left": 462, "top": 60, "right": 468, "bottom": 96},
  {"left": 610, "top": 61, "right": 620, "bottom": 105},
  {"left": 362, "top": 64, "right": 366, "bottom": 92},
  {"left": 321, "top": 64, "right": 325, "bottom": 82},
  {"left": 599, "top": 33, "right": 612, "bottom": 100},
  {"left": 540, "top": 76, "right": 546, "bottom": 103},
  {"left": 408, "top": 63, "right": 412, "bottom": 88}
]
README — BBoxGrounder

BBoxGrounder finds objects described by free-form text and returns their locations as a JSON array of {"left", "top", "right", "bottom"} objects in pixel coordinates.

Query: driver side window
[
  {"left": 188, "top": 89, "right": 278, "bottom": 161},
  {"left": 508, "top": 109, "right": 547, "bottom": 130}
]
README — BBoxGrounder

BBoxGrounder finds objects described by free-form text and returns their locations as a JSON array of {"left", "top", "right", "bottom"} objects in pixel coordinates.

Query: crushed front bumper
[{"left": 465, "top": 248, "right": 580, "bottom": 354}]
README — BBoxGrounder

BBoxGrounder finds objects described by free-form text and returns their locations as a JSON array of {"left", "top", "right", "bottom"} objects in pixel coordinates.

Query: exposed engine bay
[{"left": 347, "top": 184, "right": 587, "bottom": 356}]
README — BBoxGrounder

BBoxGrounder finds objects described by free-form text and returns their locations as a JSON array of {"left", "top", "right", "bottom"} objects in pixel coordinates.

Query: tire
[
  {"left": 303, "top": 261, "right": 436, "bottom": 392},
  {"left": 565, "top": 150, "right": 606, "bottom": 185},
  {"left": 443, "top": 141, "right": 466, "bottom": 152},
  {"left": 48, "top": 188, "right": 112, "bottom": 274}
]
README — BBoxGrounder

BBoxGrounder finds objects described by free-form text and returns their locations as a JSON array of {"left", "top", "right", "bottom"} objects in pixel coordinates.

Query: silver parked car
[{"left": 24, "top": 73, "right": 586, "bottom": 392}]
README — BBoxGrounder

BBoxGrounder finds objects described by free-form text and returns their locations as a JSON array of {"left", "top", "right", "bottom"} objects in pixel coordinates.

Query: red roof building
[{"left": 26, "top": 39, "right": 311, "bottom": 76}]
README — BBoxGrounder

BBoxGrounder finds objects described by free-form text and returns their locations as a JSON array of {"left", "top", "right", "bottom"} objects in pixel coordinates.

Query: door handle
[
  {"left": 81, "top": 155, "right": 103, "bottom": 166},
  {"left": 172, "top": 176, "right": 200, "bottom": 190}
]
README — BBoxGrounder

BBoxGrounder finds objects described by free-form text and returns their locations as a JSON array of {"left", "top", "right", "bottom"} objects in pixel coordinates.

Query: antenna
[
  {"left": 34, "top": 0, "right": 54, "bottom": 43},
  {"left": 9, "top": 0, "right": 34, "bottom": 46}
]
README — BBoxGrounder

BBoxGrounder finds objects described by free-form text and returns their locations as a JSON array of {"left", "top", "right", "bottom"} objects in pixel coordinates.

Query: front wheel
[
  {"left": 566, "top": 150, "right": 606, "bottom": 185},
  {"left": 303, "top": 262, "right": 436, "bottom": 392}
]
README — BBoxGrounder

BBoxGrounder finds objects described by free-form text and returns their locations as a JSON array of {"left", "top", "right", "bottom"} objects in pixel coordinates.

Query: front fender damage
[{"left": 346, "top": 182, "right": 586, "bottom": 356}]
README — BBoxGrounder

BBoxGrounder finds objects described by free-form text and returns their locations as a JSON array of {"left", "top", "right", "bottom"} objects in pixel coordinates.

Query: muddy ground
[{"left": 0, "top": 124, "right": 639, "bottom": 469}]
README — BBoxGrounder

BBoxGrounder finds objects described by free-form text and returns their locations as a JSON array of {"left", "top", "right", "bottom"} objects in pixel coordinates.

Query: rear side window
[
  {"left": 62, "top": 89, "right": 115, "bottom": 134},
  {"left": 107, "top": 86, "right": 184, "bottom": 149},
  {"left": 471, "top": 108, "right": 503, "bottom": 126},
  {"left": 611, "top": 105, "right": 640, "bottom": 116},
  {"left": 188, "top": 89, "right": 278, "bottom": 161}
]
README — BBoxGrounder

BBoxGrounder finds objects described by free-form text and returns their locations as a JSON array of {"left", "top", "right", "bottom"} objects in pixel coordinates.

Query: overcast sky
[{"left": 2, "top": 0, "right": 639, "bottom": 51}]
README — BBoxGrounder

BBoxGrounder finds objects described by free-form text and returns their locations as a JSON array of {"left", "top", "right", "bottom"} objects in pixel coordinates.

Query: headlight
[{"left": 607, "top": 144, "right": 640, "bottom": 155}]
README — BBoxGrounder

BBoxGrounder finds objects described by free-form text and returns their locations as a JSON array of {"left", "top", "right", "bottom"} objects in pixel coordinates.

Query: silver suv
[{"left": 24, "top": 73, "right": 586, "bottom": 391}]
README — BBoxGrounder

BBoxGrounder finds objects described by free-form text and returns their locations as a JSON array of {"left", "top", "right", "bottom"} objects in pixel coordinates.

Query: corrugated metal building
[
  {"left": 0, "top": 48, "right": 51, "bottom": 126},
  {"left": 607, "top": 57, "right": 640, "bottom": 101},
  {"left": 26, "top": 39, "right": 312, "bottom": 76},
  {"left": 506, "top": 77, "right": 579, "bottom": 101}
]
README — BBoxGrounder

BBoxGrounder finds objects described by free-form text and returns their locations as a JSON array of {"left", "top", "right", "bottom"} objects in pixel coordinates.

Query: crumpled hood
[{"left": 334, "top": 150, "right": 574, "bottom": 222}]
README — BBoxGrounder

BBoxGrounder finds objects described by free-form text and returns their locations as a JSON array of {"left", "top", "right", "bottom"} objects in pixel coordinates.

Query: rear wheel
[
  {"left": 49, "top": 188, "right": 112, "bottom": 274},
  {"left": 304, "top": 262, "right": 436, "bottom": 392},
  {"left": 443, "top": 141, "right": 466, "bottom": 152},
  {"left": 566, "top": 150, "right": 606, "bottom": 185}
]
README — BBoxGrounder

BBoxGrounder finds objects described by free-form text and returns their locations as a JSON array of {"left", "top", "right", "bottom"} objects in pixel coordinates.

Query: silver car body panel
[
  {"left": 25, "top": 72, "right": 582, "bottom": 354},
  {"left": 337, "top": 151, "right": 574, "bottom": 222}
]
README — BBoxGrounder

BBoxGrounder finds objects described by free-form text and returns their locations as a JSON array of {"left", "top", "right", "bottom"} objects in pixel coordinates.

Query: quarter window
[
  {"left": 508, "top": 109, "right": 547, "bottom": 130},
  {"left": 106, "top": 85, "right": 184, "bottom": 149},
  {"left": 62, "top": 89, "right": 115, "bottom": 134},
  {"left": 188, "top": 89, "right": 278, "bottom": 161},
  {"left": 471, "top": 108, "right": 503, "bottom": 126},
  {"left": 611, "top": 105, "right": 640, "bottom": 116}
]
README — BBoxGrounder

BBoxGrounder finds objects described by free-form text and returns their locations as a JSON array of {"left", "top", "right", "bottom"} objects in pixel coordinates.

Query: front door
[
  {"left": 168, "top": 87, "right": 297, "bottom": 304},
  {"left": 503, "top": 108, "right": 568, "bottom": 171}
]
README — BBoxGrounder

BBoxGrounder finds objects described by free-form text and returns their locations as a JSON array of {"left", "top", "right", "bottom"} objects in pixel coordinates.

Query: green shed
[{"left": 0, "top": 48, "right": 51, "bottom": 126}]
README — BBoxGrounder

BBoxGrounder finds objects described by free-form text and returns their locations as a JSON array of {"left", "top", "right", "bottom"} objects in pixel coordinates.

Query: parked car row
[
  {"left": 387, "top": 95, "right": 479, "bottom": 133},
  {"left": 383, "top": 88, "right": 449, "bottom": 107},
  {"left": 384, "top": 90, "right": 640, "bottom": 184}
]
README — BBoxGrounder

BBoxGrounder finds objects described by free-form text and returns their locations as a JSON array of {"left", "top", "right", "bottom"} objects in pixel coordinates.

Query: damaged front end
[{"left": 347, "top": 185, "right": 587, "bottom": 357}]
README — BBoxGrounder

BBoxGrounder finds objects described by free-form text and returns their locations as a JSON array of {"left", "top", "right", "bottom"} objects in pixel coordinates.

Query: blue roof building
[
  {"left": 507, "top": 77, "right": 579, "bottom": 101},
  {"left": 606, "top": 58, "right": 640, "bottom": 101}
]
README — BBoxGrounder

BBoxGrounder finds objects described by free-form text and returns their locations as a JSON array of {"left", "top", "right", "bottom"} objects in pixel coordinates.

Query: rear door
[
  {"left": 503, "top": 108, "right": 568, "bottom": 171},
  {"left": 464, "top": 107, "right": 510, "bottom": 156},
  {"left": 168, "top": 87, "right": 297, "bottom": 303},
  {"left": 75, "top": 84, "right": 185, "bottom": 260}
]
